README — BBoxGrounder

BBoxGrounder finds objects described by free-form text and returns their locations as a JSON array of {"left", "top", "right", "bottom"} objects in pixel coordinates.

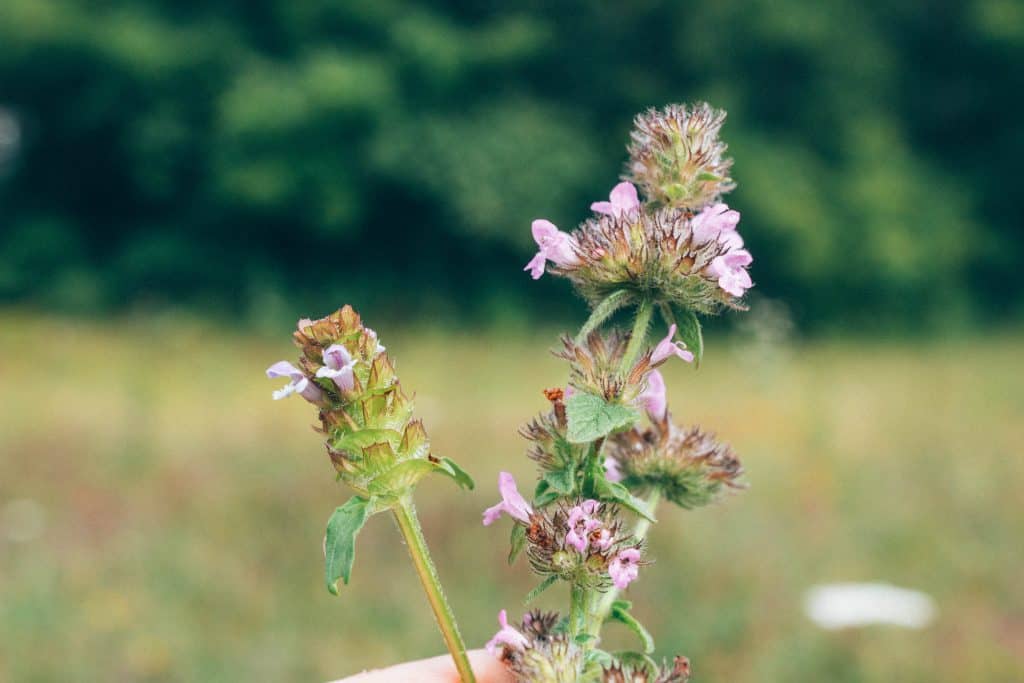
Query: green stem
[
  {"left": 591, "top": 488, "right": 662, "bottom": 632},
  {"left": 576, "top": 290, "right": 632, "bottom": 344},
  {"left": 393, "top": 498, "right": 476, "bottom": 683},
  {"left": 618, "top": 298, "right": 654, "bottom": 375}
]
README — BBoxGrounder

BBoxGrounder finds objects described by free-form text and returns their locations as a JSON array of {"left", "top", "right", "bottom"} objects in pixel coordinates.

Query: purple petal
[
  {"left": 531, "top": 219, "right": 560, "bottom": 245},
  {"left": 266, "top": 360, "right": 301, "bottom": 380},
  {"left": 609, "top": 181, "right": 640, "bottom": 213},
  {"left": 638, "top": 369, "right": 667, "bottom": 420},
  {"left": 590, "top": 200, "right": 615, "bottom": 215},
  {"left": 524, "top": 251, "right": 546, "bottom": 279}
]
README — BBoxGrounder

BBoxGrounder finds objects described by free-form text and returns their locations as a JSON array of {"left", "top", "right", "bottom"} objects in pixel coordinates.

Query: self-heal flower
[
  {"left": 637, "top": 369, "right": 668, "bottom": 421},
  {"left": 590, "top": 181, "right": 640, "bottom": 218},
  {"left": 691, "top": 203, "right": 740, "bottom": 245},
  {"left": 266, "top": 361, "right": 324, "bottom": 402},
  {"left": 565, "top": 499, "right": 602, "bottom": 554},
  {"left": 524, "top": 219, "right": 578, "bottom": 280},
  {"left": 315, "top": 344, "right": 358, "bottom": 391},
  {"left": 608, "top": 548, "right": 642, "bottom": 589},
  {"left": 707, "top": 250, "right": 753, "bottom": 297},
  {"left": 485, "top": 609, "right": 530, "bottom": 656},
  {"left": 651, "top": 324, "right": 695, "bottom": 364},
  {"left": 483, "top": 472, "right": 534, "bottom": 526}
]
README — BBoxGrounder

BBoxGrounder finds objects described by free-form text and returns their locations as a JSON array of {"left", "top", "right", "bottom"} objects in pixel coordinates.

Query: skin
[{"left": 331, "top": 649, "right": 513, "bottom": 683}]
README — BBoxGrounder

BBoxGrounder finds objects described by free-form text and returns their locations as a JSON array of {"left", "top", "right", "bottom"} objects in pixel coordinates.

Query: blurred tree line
[{"left": 0, "top": 0, "right": 1020, "bottom": 330}]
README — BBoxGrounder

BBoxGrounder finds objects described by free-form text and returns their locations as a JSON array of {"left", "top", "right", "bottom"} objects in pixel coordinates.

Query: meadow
[{"left": 1, "top": 312, "right": 1021, "bottom": 682}]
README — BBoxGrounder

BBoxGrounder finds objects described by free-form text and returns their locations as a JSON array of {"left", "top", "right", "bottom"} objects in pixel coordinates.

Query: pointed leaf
[
  {"left": 595, "top": 477, "right": 657, "bottom": 522},
  {"left": 324, "top": 496, "right": 372, "bottom": 595},
  {"left": 508, "top": 523, "right": 527, "bottom": 564},
  {"left": 543, "top": 468, "right": 575, "bottom": 495},
  {"left": 565, "top": 392, "right": 640, "bottom": 444},
  {"left": 523, "top": 575, "right": 559, "bottom": 605},
  {"left": 607, "top": 600, "right": 656, "bottom": 653},
  {"left": 437, "top": 456, "right": 475, "bottom": 490}
]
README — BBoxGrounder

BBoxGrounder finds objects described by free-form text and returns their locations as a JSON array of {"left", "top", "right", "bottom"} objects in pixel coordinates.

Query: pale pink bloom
[
  {"left": 637, "top": 369, "right": 667, "bottom": 421},
  {"left": 565, "top": 499, "right": 602, "bottom": 554},
  {"left": 609, "top": 548, "right": 642, "bottom": 589},
  {"left": 482, "top": 472, "right": 533, "bottom": 526},
  {"left": 707, "top": 250, "right": 753, "bottom": 297},
  {"left": 315, "top": 344, "right": 358, "bottom": 391},
  {"left": 604, "top": 456, "right": 623, "bottom": 483},
  {"left": 592, "top": 526, "right": 615, "bottom": 551},
  {"left": 485, "top": 609, "right": 530, "bottom": 655},
  {"left": 591, "top": 181, "right": 640, "bottom": 218},
  {"left": 266, "top": 361, "right": 323, "bottom": 402},
  {"left": 691, "top": 203, "right": 740, "bottom": 245},
  {"left": 524, "top": 219, "right": 578, "bottom": 279},
  {"left": 650, "top": 324, "right": 694, "bottom": 364},
  {"left": 364, "top": 327, "right": 386, "bottom": 356}
]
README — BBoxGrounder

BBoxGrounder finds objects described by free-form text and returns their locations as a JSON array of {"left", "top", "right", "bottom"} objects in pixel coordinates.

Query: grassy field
[{"left": 0, "top": 312, "right": 1022, "bottom": 682}]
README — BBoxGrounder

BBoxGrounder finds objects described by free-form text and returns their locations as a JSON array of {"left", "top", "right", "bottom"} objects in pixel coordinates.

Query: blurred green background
[{"left": 1, "top": 1, "right": 1022, "bottom": 682}]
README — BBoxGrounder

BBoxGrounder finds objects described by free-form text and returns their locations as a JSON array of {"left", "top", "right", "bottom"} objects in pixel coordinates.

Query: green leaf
[
  {"left": 575, "top": 633, "right": 598, "bottom": 645},
  {"left": 367, "top": 459, "right": 434, "bottom": 494},
  {"left": 437, "top": 456, "right": 475, "bottom": 490},
  {"left": 611, "top": 651, "right": 659, "bottom": 675},
  {"left": 583, "top": 648, "right": 614, "bottom": 671},
  {"left": 330, "top": 428, "right": 403, "bottom": 454},
  {"left": 533, "top": 478, "right": 559, "bottom": 507},
  {"left": 595, "top": 477, "right": 657, "bottom": 522},
  {"left": 508, "top": 523, "right": 527, "bottom": 565},
  {"left": 523, "top": 575, "right": 559, "bottom": 605},
  {"left": 565, "top": 392, "right": 639, "bottom": 444},
  {"left": 696, "top": 171, "right": 721, "bottom": 182},
  {"left": 543, "top": 468, "right": 575, "bottom": 495},
  {"left": 607, "top": 600, "right": 655, "bottom": 653},
  {"left": 324, "top": 496, "right": 373, "bottom": 595}
]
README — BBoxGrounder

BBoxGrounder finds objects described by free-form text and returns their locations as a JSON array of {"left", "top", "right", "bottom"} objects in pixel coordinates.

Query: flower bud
[
  {"left": 491, "top": 610, "right": 585, "bottom": 683},
  {"left": 627, "top": 102, "right": 735, "bottom": 210}
]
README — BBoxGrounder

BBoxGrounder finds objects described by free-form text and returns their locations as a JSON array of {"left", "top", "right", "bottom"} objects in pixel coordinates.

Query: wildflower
[
  {"left": 314, "top": 344, "right": 358, "bottom": 391},
  {"left": 485, "top": 609, "right": 530, "bottom": 656},
  {"left": 556, "top": 331, "right": 653, "bottom": 403},
  {"left": 637, "top": 369, "right": 668, "bottom": 421},
  {"left": 608, "top": 548, "right": 642, "bottom": 589},
  {"left": 266, "top": 360, "right": 323, "bottom": 402},
  {"left": 565, "top": 499, "right": 602, "bottom": 554},
  {"left": 524, "top": 219, "right": 579, "bottom": 280},
  {"left": 690, "top": 203, "right": 740, "bottom": 246},
  {"left": 707, "top": 250, "right": 753, "bottom": 298},
  {"left": 493, "top": 611, "right": 584, "bottom": 681},
  {"left": 591, "top": 181, "right": 640, "bottom": 218},
  {"left": 651, "top": 325, "right": 694, "bottom": 365},
  {"left": 604, "top": 456, "right": 624, "bottom": 483},
  {"left": 483, "top": 472, "right": 534, "bottom": 526},
  {"left": 603, "top": 656, "right": 692, "bottom": 682},
  {"left": 627, "top": 103, "right": 735, "bottom": 209}
]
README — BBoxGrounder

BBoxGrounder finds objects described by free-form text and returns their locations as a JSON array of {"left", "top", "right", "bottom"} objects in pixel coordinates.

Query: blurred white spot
[
  {"left": 2, "top": 498, "right": 47, "bottom": 543},
  {"left": 804, "top": 582, "right": 937, "bottom": 630},
  {"left": 0, "top": 106, "right": 21, "bottom": 167}
]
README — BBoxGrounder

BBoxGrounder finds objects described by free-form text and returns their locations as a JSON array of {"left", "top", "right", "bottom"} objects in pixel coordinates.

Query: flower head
[
  {"left": 637, "top": 369, "right": 668, "bottom": 421},
  {"left": 627, "top": 102, "right": 735, "bottom": 209},
  {"left": 651, "top": 325, "right": 694, "bottom": 365},
  {"left": 591, "top": 181, "right": 640, "bottom": 218},
  {"left": 485, "top": 609, "right": 530, "bottom": 656},
  {"left": 565, "top": 499, "right": 602, "bottom": 554},
  {"left": 266, "top": 360, "right": 324, "bottom": 402},
  {"left": 525, "top": 219, "right": 579, "bottom": 280},
  {"left": 707, "top": 250, "right": 753, "bottom": 298},
  {"left": 608, "top": 548, "right": 642, "bottom": 589},
  {"left": 483, "top": 472, "right": 534, "bottom": 526}
]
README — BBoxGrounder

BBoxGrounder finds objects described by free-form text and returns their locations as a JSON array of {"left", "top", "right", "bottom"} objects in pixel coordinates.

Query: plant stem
[
  {"left": 393, "top": 497, "right": 476, "bottom": 683},
  {"left": 619, "top": 298, "right": 654, "bottom": 375},
  {"left": 576, "top": 289, "right": 632, "bottom": 344},
  {"left": 591, "top": 488, "right": 662, "bottom": 632}
]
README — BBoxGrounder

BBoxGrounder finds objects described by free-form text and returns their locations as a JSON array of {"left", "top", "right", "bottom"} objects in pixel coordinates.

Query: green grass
[{"left": 1, "top": 312, "right": 1022, "bottom": 681}]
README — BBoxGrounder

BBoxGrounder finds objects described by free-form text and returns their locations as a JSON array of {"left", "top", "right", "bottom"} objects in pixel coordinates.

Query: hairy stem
[
  {"left": 393, "top": 498, "right": 476, "bottom": 683},
  {"left": 618, "top": 298, "right": 654, "bottom": 375},
  {"left": 590, "top": 488, "right": 662, "bottom": 633},
  {"left": 576, "top": 289, "right": 632, "bottom": 344}
]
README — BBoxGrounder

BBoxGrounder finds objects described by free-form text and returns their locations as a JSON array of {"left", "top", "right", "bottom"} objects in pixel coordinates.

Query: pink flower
[
  {"left": 524, "top": 219, "right": 578, "bottom": 279},
  {"left": 315, "top": 344, "right": 358, "bottom": 391},
  {"left": 604, "top": 456, "right": 623, "bottom": 483},
  {"left": 707, "top": 250, "right": 753, "bottom": 297},
  {"left": 637, "top": 369, "right": 667, "bottom": 421},
  {"left": 650, "top": 324, "right": 694, "bottom": 364},
  {"left": 591, "top": 181, "right": 640, "bottom": 218},
  {"left": 592, "top": 526, "right": 615, "bottom": 551},
  {"left": 608, "top": 548, "right": 642, "bottom": 589},
  {"left": 482, "top": 472, "right": 533, "bottom": 526},
  {"left": 266, "top": 361, "right": 324, "bottom": 402},
  {"left": 565, "top": 499, "right": 602, "bottom": 554},
  {"left": 485, "top": 609, "right": 530, "bottom": 656},
  {"left": 691, "top": 203, "right": 740, "bottom": 245}
]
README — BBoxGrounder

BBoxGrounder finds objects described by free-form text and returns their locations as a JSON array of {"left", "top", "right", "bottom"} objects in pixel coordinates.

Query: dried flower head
[
  {"left": 267, "top": 306, "right": 470, "bottom": 498},
  {"left": 556, "top": 331, "right": 653, "bottom": 403},
  {"left": 552, "top": 204, "right": 751, "bottom": 313},
  {"left": 607, "top": 422, "right": 745, "bottom": 509},
  {"left": 490, "top": 609, "right": 584, "bottom": 683},
  {"left": 627, "top": 102, "right": 735, "bottom": 210}
]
